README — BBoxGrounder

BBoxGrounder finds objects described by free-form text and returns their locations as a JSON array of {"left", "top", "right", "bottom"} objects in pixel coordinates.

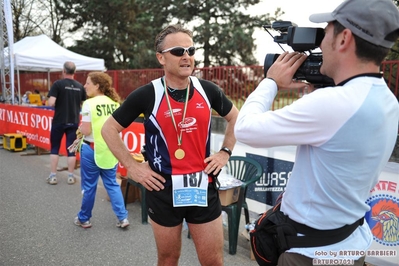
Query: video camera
[{"left": 263, "top": 21, "right": 334, "bottom": 87}]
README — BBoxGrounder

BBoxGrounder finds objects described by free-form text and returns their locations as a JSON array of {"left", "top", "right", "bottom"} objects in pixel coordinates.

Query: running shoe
[
  {"left": 74, "top": 217, "right": 92, "bottom": 228},
  {"left": 67, "top": 174, "right": 76, "bottom": 185},
  {"left": 46, "top": 174, "right": 57, "bottom": 185},
  {"left": 116, "top": 218, "right": 130, "bottom": 228}
]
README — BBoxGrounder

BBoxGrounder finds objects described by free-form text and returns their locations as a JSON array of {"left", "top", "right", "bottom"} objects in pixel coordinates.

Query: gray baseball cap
[{"left": 309, "top": 0, "right": 399, "bottom": 48}]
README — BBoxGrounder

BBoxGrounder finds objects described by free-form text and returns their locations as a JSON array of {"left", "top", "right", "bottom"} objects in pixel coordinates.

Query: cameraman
[{"left": 235, "top": 0, "right": 399, "bottom": 265}]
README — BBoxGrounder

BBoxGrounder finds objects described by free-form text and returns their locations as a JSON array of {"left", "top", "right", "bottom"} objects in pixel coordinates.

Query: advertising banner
[
  {"left": 0, "top": 104, "right": 55, "bottom": 150},
  {"left": 0, "top": 103, "right": 144, "bottom": 174},
  {"left": 246, "top": 153, "right": 293, "bottom": 206},
  {"left": 364, "top": 163, "right": 399, "bottom": 266}
]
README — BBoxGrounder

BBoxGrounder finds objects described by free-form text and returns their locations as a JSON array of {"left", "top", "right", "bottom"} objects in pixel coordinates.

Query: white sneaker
[
  {"left": 47, "top": 174, "right": 57, "bottom": 185},
  {"left": 74, "top": 217, "right": 92, "bottom": 228},
  {"left": 67, "top": 174, "right": 76, "bottom": 185},
  {"left": 116, "top": 218, "right": 130, "bottom": 228}
]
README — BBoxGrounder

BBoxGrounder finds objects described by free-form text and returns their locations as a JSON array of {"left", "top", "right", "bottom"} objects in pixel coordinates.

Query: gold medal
[
  {"left": 164, "top": 77, "right": 190, "bottom": 161},
  {"left": 175, "top": 148, "right": 185, "bottom": 159}
]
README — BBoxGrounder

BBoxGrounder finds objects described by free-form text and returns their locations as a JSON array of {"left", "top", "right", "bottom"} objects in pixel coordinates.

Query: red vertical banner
[{"left": 117, "top": 120, "right": 145, "bottom": 176}]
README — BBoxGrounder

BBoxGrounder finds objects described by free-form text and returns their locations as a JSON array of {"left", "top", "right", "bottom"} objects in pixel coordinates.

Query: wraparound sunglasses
[{"left": 161, "top": 46, "right": 196, "bottom": 57}]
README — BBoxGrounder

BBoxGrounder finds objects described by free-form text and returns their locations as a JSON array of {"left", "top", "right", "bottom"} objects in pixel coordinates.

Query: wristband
[{"left": 220, "top": 147, "right": 232, "bottom": 157}]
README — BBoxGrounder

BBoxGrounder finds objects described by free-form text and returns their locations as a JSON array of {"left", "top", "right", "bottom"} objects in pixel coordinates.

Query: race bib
[{"left": 172, "top": 171, "right": 208, "bottom": 207}]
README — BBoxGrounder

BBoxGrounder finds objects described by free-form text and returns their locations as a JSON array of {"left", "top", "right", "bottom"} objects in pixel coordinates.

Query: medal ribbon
[{"left": 163, "top": 77, "right": 190, "bottom": 150}]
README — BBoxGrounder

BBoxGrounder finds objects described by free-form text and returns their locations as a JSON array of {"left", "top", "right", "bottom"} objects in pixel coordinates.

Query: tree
[
  {"left": 382, "top": 0, "right": 399, "bottom": 100},
  {"left": 386, "top": 0, "right": 399, "bottom": 60},
  {"left": 10, "top": 0, "right": 65, "bottom": 43},
  {"left": 55, "top": 0, "right": 161, "bottom": 70},
  {"left": 159, "top": 0, "right": 276, "bottom": 67},
  {"left": 54, "top": 0, "right": 280, "bottom": 69}
]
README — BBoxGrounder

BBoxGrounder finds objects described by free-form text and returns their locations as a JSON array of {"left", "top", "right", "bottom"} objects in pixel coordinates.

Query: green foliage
[
  {"left": 10, "top": 0, "right": 64, "bottom": 44},
  {"left": 10, "top": 0, "right": 281, "bottom": 69},
  {"left": 382, "top": 0, "right": 399, "bottom": 99},
  {"left": 55, "top": 0, "right": 161, "bottom": 70},
  {"left": 162, "top": 0, "right": 272, "bottom": 67},
  {"left": 386, "top": 43, "right": 399, "bottom": 61},
  {"left": 386, "top": 0, "right": 399, "bottom": 60},
  {"left": 53, "top": 0, "right": 277, "bottom": 69}
]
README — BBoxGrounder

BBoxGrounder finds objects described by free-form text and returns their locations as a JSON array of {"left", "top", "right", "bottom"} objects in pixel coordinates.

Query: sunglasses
[{"left": 161, "top": 46, "right": 196, "bottom": 57}]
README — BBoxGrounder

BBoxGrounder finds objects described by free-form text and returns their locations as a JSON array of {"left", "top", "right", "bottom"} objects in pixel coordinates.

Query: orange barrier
[{"left": 0, "top": 103, "right": 144, "bottom": 174}]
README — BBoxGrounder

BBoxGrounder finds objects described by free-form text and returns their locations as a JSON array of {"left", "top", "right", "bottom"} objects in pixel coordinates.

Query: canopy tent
[
  {"left": 4, "top": 34, "right": 105, "bottom": 72},
  {"left": 3, "top": 34, "right": 105, "bottom": 102}
]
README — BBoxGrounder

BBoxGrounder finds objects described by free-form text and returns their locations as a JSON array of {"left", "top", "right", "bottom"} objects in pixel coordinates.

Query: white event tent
[
  {"left": 4, "top": 34, "right": 105, "bottom": 99},
  {"left": 5, "top": 34, "right": 105, "bottom": 72}
]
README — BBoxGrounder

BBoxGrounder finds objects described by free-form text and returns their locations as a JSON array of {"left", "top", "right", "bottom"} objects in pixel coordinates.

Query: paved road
[{"left": 0, "top": 146, "right": 258, "bottom": 266}]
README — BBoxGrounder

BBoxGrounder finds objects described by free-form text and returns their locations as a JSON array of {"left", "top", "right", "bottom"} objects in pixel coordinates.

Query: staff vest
[{"left": 86, "top": 95, "right": 120, "bottom": 169}]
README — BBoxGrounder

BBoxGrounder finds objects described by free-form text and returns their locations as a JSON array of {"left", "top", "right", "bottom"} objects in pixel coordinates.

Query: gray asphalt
[{"left": 0, "top": 146, "right": 258, "bottom": 266}]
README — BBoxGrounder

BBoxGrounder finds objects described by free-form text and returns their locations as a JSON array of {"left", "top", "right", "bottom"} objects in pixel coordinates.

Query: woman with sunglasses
[{"left": 102, "top": 24, "right": 239, "bottom": 266}]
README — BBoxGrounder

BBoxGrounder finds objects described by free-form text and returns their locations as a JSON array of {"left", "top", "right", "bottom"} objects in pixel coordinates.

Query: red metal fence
[
  {"left": 381, "top": 60, "right": 399, "bottom": 98},
  {"left": 6, "top": 60, "right": 399, "bottom": 110}
]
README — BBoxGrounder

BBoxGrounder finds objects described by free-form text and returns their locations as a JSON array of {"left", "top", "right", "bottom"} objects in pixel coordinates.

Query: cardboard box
[
  {"left": 3, "top": 133, "right": 27, "bottom": 152},
  {"left": 107, "top": 175, "right": 141, "bottom": 204},
  {"left": 120, "top": 177, "right": 141, "bottom": 204},
  {"left": 250, "top": 243, "right": 255, "bottom": 260},
  {"left": 241, "top": 229, "right": 255, "bottom": 260},
  {"left": 218, "top": 186, "right": 240, "bottom": 206}
]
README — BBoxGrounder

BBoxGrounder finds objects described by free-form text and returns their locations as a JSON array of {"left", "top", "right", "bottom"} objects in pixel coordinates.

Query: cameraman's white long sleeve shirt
[{"left": 235, "top": 77, "right": 399, "bottom": 258}]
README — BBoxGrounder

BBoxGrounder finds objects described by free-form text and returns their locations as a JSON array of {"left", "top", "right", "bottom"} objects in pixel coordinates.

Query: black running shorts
[{"left": 146, "top": 183, "right": 222, "bottom": 227}]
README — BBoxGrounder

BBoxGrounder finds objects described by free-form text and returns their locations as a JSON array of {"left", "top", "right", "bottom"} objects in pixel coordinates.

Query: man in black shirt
[{"left": 47, "top": 61, "right": 86, "bottom": 185}]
